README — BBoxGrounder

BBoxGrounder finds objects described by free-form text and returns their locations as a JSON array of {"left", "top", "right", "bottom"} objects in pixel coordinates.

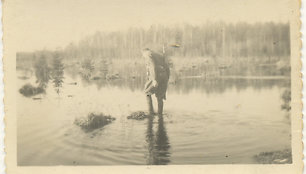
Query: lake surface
[{"left": 17, "top": 72, "right": 291, "bottom": 165}]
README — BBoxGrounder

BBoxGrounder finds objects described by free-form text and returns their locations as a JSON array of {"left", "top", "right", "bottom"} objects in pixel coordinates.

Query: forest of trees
[
  {"left": 16, "top": 22, "right": 291, "bottom": 79},
  {"left": 17, "top": 22, "right": 290, "bottom": 62},
  {"left": 60, "top": 22, "right": 290, "bottom": 60}
]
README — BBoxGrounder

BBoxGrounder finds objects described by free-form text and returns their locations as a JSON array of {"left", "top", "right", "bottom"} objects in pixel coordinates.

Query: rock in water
[
  {"left": 74, "top": 113, "right": 116, "bottom": 132},
  {"left": 127, "top": 111, "right": 150, "bottom": 120}
]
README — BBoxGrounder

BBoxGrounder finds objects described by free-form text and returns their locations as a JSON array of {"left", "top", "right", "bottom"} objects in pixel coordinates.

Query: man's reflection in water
[{"left": 145, "top": 114, "right": 171, "bottom": 165}]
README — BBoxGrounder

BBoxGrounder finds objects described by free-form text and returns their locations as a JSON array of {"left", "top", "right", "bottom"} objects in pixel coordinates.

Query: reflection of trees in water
[
  {"left": 51, "top": 53, "right": 65, "bottom": 95},
  {"left": 171, "top": 78, "right": 289, "bottom": 94},
  {"left": 71, "top": 70, "right": 290, "bottom": 95},
  {"left": 34, "top": 55, "right": 50, "bottom": 89},
  {"left": 281, "top": 89, "right": 291, "bottom": 111},
  {"left": 280, "top": 81, "right": 291, "bottom": 120},
  {"left": 76, "top": 75, "right": 146, "bottom": 91},
  {"left": 146, "top": 115, "right": 171, "bottom": 165}
]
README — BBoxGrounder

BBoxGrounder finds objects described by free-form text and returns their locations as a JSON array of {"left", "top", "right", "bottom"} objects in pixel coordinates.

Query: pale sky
[{"left": 7, "top": 0, "right": 291, "bottom": 52}]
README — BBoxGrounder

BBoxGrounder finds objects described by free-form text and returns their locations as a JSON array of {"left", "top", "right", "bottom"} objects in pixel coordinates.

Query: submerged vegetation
[
  {"left": 254, "top": 149, "right": 292, "bottom": 164},
  {"left": 127, "top": 111, "right": 151, "bottom": 120},
  {"left": 74, "top": 113, "right": 116, "bottom": 132}
]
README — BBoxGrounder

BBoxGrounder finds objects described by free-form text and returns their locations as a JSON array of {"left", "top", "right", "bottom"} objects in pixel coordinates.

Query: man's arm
[
  {"left": 164, "top": 56, "right": 170, "bottom": 80},
  {"left": 144, "top": 51, "right": 158, "bottom": 85},
  {"left": 148, "top": 57, "right": 158, "bottom": 86}
]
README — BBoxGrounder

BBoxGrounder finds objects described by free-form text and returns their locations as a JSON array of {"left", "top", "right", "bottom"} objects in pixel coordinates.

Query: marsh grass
[
  {"left": 127, "top": 111, "right": 150, "bottom": 120},
  {"left": 74, "top": 113, "right": 116, "bottom": 132},
  {"left": 19, "top": 84, "right": 45, "bottom": 97}
]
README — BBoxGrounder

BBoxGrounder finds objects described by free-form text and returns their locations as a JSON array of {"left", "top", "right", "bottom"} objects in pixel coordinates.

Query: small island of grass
[{"left": 74, "top": 113, "right": 116, "bottom": 132}]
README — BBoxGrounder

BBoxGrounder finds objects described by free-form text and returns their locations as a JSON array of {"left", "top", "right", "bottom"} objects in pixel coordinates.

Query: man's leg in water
[
  {"left": 157, "top": 97, "right": 163, "bottom": 115},
  {"left": 146, "top": 95, "right": 154, "bottom": 115}
]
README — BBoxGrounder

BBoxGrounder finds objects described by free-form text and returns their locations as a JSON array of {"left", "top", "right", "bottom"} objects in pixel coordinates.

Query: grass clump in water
[
  {"left": 19, "top": 83, "right": 45, "bottom": 97},
  {"left": 127, "top": 111, "right": 150, "bottom": 120},
  {"left": 74, "top": 113, "right": 116, "bottom": 132},
  {"left": 254, "top": 149, "right": 292, "bottom": 164}
]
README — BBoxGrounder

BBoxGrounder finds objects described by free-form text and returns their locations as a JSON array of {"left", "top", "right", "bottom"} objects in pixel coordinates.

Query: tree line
[
  {"left": 60, "top": 22, "right": 290, "bottom": 60},
  {"left": 17, "top": 22, "right": 290, "bottom": 69}
]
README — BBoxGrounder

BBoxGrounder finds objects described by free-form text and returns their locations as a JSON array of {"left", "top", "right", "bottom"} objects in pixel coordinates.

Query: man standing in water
[{"left": 142, "top": 48, "right": 170, "bottom": 115}]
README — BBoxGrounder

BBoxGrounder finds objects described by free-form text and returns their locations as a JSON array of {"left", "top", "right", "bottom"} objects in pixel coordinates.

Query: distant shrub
[{"left": 80, "top": 59, "right": 95, "bottom": 79}]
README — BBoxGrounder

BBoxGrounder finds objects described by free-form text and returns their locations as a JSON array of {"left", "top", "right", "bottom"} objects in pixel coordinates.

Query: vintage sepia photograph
[{"left": 3, "top": 0, "right": 302, "bottom": 173}]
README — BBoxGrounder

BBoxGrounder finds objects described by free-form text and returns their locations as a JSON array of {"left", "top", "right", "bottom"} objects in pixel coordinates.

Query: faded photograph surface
[{"left": 14, "top": 0, "right": 292, "bottom": 166}]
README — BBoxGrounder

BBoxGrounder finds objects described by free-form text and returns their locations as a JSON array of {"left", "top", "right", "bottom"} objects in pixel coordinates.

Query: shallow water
[{"left": 17, "top": 73, "right": 291, "bottom": 165}]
